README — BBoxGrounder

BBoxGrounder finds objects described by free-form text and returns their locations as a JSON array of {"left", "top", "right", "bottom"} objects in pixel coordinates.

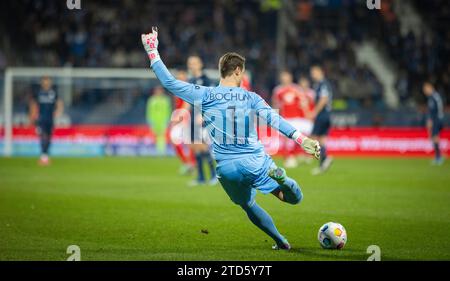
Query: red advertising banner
[
  {"left": 326, "top": 128, "right": 449, "bottom": 157},
  {"left": 1, "top": 126, "right": 448, "bottom": 157}
]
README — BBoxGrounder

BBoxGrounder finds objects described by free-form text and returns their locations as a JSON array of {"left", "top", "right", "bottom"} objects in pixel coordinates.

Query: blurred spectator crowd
[
  {"left": 382, "top": 0, "right": 450, "bottom": 106},
  {"left": 0, "top": 0, "right": 448, "bottom": 113},
  {"left": 1, "top": 0, "right": 277, "bottom": 100}
]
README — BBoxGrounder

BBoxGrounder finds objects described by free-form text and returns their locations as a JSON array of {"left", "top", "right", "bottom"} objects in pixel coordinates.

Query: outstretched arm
[
  {"left": 253, "top": 94, "right": 321, "bottom": 159},
  {"left": 141, "top": 27, "right": 206, "bottom": 105}
]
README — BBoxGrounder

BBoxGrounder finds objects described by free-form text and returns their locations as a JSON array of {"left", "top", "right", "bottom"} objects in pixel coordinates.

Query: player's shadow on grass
[{"left": 289, "top": 246, "right": 367, "bottom": 261}]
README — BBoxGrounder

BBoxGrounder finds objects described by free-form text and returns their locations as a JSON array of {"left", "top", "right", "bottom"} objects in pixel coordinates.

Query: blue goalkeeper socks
[
  {"left": 269, "top": 167, "right": 303, "bottom": 205},
  {"left": 241, "top": 202, "right": 287, "bottom": 246},
  {"left": 279, "top": 177, "right": 303, "bottom": 205}
]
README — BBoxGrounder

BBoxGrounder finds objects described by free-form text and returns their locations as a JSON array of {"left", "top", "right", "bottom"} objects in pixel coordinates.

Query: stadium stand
[{"left": 0, "top": 0, "right": 448, "bottom": 126}]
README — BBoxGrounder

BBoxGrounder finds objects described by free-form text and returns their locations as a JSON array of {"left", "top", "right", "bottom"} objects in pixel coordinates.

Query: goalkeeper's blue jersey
[{"left": 152, "top": 60, "right": 296, "bottom": 161}]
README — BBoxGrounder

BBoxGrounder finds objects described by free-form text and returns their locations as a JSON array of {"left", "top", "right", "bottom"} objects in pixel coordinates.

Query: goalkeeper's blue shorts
[{"left": 216, "top": 153, "right": 280, "bottom": 206}]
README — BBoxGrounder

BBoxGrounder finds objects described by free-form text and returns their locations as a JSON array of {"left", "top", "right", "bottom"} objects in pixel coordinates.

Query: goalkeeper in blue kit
[{"left": 141, "top": 28, "right": 320, "bottom": 250}]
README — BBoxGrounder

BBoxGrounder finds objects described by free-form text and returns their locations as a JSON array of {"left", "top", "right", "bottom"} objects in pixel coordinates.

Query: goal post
[{"left": 2, "top": 67, "right": 221, "bottom": 157}]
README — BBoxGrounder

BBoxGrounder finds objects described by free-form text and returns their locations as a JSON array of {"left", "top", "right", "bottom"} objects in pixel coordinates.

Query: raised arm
[{"left": 141, "top": 27, "right": 207, "bottom": 105}]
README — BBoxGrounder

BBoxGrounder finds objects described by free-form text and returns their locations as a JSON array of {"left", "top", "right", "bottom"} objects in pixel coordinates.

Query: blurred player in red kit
[
  {"left": 241, "top": 73, "right": 252, "bottom": 91},
  {"left": 272, "top": 71, "right": 314, "bottom": 168},
  {"left": 169, "top": 70, "right": 196, "bottom": 175},
  {"left": 298, "top": 75, "right": 315, "bottom": 112},
  {"left": 297, "top": 75, "right": 315, "bottom": 162}
]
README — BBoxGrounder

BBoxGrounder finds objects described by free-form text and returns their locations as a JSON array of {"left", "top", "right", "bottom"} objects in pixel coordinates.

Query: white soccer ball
[{"left": 318, "top": 222, "right": 347, "bottom": 250}]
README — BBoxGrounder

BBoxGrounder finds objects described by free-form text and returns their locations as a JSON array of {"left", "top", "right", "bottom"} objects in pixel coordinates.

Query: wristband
[
  {"left": 149, "top": 50, "right": 161, "bottom": 66},
  {"left": 291, "top": 131, "right": 305, "bottom": 145}
]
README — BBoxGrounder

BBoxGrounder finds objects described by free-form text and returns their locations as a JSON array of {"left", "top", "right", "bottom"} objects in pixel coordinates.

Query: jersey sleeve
[
  {"left": 318, "top": 84, "right": 331, "bottom": 99},
  {"left": 252, "top": 92, "right": 296, "bottom": 138},
  {"left": 427, "top": 98, "right": 433, "bottom": 114},
  {"left": 152, "top": 60, "right": 208, "bottom": 105}
]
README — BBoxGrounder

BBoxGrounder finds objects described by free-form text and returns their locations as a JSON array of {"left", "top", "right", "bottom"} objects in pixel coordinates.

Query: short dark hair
[
  {"left": 187, "top": 54, "right": 203, "bottom": 62},
  {"left": 423, "top": 78, "right": 436, "bottom": 86},
  {"left": 311, "top": 64, "right": 323, "bottom": 71},
  {"left": 219, "top": 52, "right": 246, "bottom": 78}
]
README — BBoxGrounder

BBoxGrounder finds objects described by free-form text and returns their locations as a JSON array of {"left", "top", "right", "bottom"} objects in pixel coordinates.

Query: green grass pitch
[{"left": 0, "top": 157, "right": 449, "bottom": 261}]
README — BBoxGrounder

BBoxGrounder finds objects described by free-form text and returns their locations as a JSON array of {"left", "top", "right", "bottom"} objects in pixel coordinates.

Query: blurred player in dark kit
[
  {"left": 29, "top": 76, "right": 63, "bottom": 165},
  {"left": 423, "top": 82, "right": 445, "bottom": 165},
  {"left": 310, "top": 65, "right": 333, "bottom": 175},
  {"left": 187, "top": 55, "right": 217, "bottom": 186}
]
